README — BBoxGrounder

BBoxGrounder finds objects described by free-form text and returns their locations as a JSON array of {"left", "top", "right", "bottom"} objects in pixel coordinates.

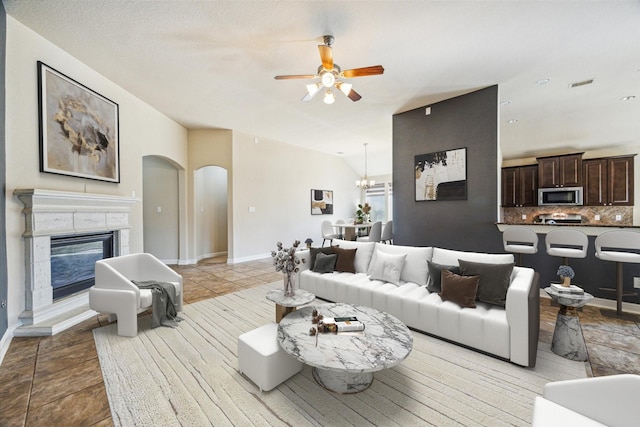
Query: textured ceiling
[{"left": 4, "top": 1, "right": 640, "bottom": 176}]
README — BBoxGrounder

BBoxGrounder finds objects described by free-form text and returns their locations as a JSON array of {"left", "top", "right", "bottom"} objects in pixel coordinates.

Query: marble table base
[
  {"left": 551, "top": 310, "right": 588, "bottom": 361},
  {"left": 312, "top": 367, "right": 374, "bottom": 394}
]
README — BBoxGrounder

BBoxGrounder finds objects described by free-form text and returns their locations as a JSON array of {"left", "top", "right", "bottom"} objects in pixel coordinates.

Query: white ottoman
[{"left": 237, "top": 322, "right": 303, "bottom": 391}]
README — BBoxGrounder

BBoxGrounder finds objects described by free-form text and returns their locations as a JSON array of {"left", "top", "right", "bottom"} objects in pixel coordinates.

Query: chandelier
[{"left": 356, "top": 143, "right": 375, "bottom": 189}]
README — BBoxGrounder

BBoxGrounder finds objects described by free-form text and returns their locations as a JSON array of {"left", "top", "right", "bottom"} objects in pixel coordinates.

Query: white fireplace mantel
[{"left": 14, "top": 188, "right": 138, "bottom": 336}]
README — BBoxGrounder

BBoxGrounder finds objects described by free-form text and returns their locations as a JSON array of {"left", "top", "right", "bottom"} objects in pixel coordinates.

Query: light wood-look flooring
[{"left": 1, "top": 256, "right": 639, "bottom": 426}]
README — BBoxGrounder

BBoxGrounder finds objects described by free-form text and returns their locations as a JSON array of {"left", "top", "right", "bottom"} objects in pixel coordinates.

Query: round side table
[
  {"left": 266, "top": 289, "right": 315, "bottom": 323},
  {"left": 544, "top": 286, "right": 594, "bottom": 361}
]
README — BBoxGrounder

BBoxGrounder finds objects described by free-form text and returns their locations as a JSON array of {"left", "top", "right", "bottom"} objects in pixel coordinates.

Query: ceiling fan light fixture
[
  {"left": 337, "top": 82, "right": 352, "bottom": 96},
  {"left": 306, "top": 83, "right": 321, "bottom": 98},
  {"left": 321, "top": 72, "right": 336, "bottom": 88},
  {"left": 323, "top": 90, "right": 335, "bottom": 104}
]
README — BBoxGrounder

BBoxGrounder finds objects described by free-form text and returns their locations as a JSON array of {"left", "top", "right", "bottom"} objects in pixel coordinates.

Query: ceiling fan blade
[
  {"left": 347, "top": 88, "right": 362, "bottom": 102},
  {"left": 318, "top": 45, "right": 333, "bottom": 70},
  {"left": 342, "top": 65, "right": 385, "bottom": 78},
  {"left": 274, "top": 74, "right": 316, "bottom": 80}
]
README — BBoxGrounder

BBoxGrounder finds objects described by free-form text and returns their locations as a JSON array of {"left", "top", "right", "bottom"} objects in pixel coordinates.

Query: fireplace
[
  {"left": 14, "top": 189, "right": 137, "bottom": 335},
  {"left": 51, "top": 232, "right": 115, "bottom": 299}
]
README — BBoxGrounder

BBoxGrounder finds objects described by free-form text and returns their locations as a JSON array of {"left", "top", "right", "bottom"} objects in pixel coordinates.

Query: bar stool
[
  {"left": 545, "top": 229, "right": 589, "bottom": 266},
  {"left": 502, "top": 226, "right": 538, "bottom": 266},
  {"left": 595, "top": 230, "right": 640, "bottom": 321}
]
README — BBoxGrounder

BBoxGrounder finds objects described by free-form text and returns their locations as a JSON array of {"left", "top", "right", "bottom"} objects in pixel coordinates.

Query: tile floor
[{"left": 1, "top": 256, "right": 639, "bottom": 426}]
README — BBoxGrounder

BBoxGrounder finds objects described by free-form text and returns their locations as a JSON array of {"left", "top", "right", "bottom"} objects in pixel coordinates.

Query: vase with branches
[{"left": 271, "top": 240, "right": 302, "bottom": 296}]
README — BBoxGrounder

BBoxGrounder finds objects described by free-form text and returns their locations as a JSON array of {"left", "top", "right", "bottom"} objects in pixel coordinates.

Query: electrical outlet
[
  {"left": 634, "top": 277, "right": 640, "bottom": 289},
  {"left": 616, "top": 214, "right": 622, "bottom": 221},
  {"left": 594, "top": 214, "right": 600, "bottom": 221},
  {"left": 156, "top": 206, "right": 162, "bottom": 213},
  {"left": 521, "top": 214, "right": 527, "bottom": 220}
]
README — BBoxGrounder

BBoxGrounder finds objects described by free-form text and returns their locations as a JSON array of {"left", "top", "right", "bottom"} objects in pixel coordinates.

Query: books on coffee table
[
  {"left": 321, "top": 316, "right": 365, "bottom": 332},
  {"left": 550, "top": 283, "right": 585, "bottom": 294}
]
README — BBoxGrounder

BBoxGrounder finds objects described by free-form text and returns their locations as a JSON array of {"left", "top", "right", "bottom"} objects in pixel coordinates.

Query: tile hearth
[{"left": 2, "top": 256, "right": 640, "bottom": 426}]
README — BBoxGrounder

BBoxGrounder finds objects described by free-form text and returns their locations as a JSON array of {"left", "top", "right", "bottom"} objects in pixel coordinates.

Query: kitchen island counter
[{"left": 496, "top": 222, "right": 640, "bottom": 236}]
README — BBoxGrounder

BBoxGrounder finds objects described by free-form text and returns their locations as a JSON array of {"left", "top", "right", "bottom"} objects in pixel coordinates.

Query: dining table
[{"left": 331, "top": 222, "right": 372, "bottom": 241}]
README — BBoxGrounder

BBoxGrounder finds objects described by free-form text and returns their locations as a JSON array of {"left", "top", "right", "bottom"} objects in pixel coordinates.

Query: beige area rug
[{"left": 94, "top": 282, "right": 587, "bottom": 426}]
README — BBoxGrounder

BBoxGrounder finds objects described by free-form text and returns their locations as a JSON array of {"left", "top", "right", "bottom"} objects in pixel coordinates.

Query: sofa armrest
[
  {"left": 543, "top": 375, "right": 640, "bottom": 427},
  {"left": 297, "top": 249, "right": 311, "bottom": 272},
  {"left": 505, "top": 267, "right": 539, "bottom": 367}
]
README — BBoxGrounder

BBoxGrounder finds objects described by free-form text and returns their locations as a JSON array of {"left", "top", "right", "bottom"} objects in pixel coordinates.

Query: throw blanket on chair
[{"left": 132, "top": 280, "right": 182, "bottom": 329}]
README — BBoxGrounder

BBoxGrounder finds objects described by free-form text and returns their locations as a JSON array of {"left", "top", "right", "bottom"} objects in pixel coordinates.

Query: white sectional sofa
[{"left": 297, "top": 239, "right": 540, "bottom": 367}]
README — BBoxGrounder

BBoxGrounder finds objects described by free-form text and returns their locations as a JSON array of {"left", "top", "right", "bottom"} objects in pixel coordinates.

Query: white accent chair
[
  {"left": 89, "top": 253, "right": 183, "bottom": 337},
  {"left": 237, "top": 322, "right": 303, "bottom": 391},
  {"left": 321, "top": 220, "right": 339, "bottom": 247},
  {"left": 502, "top": 226, "right": 538, "bottom": 266},
  {"left": 381, "top": 220, "right": 393, "bottom": 244},
  {"left": 532, "top": 374, "right": 640, "bottom": 427},
  {"left": 357, "top": 221, "right": 382, "bottom": 243},
  {"left": 545, "top": 228, "right": 589, "bottom": 266}
]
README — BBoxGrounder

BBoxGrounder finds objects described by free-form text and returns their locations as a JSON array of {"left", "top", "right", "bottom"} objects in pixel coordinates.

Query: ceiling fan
[{"left": 274, "top": 35, "right": 384, "bottom": 104}]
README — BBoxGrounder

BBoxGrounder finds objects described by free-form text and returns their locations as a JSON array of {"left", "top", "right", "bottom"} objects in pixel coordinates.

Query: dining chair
[
  {"left": 357, "top": 221, "right": 382, "bottom": 243},
  {"left": 381, "top": 220, "right": 393, "bottom": 244},
  {"left": 321, "top": 220, "right": 340, "bottom": 247},
  {"left": 334, "top": 219, "right": 345, "bottom": 239}
]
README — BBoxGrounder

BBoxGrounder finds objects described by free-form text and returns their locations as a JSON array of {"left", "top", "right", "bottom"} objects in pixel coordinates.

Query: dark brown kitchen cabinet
[
  {"left": 501, "top": 165, "right": 538, "bottom": 207},
  {"left": 537, "top": 153, "right": 583, "bottom": 188},
  {"left": 583, "top": 155, "right": 635, "bottom": 206}
]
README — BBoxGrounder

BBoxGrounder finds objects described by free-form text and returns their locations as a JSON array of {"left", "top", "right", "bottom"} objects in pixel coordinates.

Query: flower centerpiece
[
  {"left": 557, "top": 265, "right": 575, "bottom": 287},
  {"left": 271, "top": 240, "right": 302, "bottom": 296},
  {"left": 355, "top": 203, "right": 372, "bottom": 224}
]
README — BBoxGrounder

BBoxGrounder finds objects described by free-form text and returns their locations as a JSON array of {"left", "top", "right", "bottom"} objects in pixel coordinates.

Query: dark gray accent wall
[
  {"left": 393, "top": 86, "right": 501, "bottom": 253},
  {"left": 1, "top": 4, "right": 8, "bottom": 337}
]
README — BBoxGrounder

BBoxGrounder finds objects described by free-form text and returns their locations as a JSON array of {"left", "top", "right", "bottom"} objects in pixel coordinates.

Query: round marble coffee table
[
  {"left": 277, "top": 303, "right": 413, "bottom": 394},
  {"left": 544, "top": 286, "right": 594, "bottom": 361},
  {"left": 266, "top": 289, "right": 315, "bottom": 323}
]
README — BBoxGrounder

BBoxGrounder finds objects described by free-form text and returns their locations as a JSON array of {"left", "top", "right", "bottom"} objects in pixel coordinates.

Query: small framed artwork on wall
[
  {"left": 311, "top": 189, "right": 333, "bottom": 215},
  {"left": 415, "top": 147, "right": 467, "bottom": 201},
  {"left": 38, "top": 61, "right": 120, "bottom": 183}
]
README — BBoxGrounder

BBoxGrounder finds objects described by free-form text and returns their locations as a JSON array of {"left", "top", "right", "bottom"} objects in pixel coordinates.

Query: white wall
[
  {"left": 3, "top": 17, "right": 188, "bottom": 331},
  {"left": 230, "top": 132, "right": 361, "bottom": 262}
]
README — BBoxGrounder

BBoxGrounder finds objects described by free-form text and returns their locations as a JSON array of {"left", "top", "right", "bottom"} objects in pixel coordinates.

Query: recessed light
[
  {"left": 337, "top": 151, "right": 344, "bottom": 155},
  {"left": 508, "top": 119, "right": 518, "bottom": 124},
  {"left": 536, "top": 78, "right": 550, "bottom": 85},
  {"left": 499, "top": 101, "right": 511, "bottom": 106},
  {"left": 621, "top": 95, "right": 636, "bottom": 101}
]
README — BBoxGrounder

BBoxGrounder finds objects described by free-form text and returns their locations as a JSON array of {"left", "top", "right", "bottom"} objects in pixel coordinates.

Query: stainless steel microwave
[{"left": 538, "top": 187, "right": 583, "bottom": 206}]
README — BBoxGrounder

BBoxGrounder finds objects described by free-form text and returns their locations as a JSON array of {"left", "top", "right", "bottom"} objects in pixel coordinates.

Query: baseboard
[
  {"left": 0, "top": 323, "right": 20, "bottom": 366},
  {"left": 228, "top": 252, "right": 270, "bottom": 264}
]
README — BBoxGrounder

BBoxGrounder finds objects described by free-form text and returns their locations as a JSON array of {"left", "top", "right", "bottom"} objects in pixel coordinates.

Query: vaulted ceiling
[{"left": 4, "top": 1, "right": 640, "bottom": 176}]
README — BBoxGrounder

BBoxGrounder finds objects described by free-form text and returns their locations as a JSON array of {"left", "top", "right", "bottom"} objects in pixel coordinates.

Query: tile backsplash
[{"left": 501, "top": 206, "right": 633, "bottom": 226}]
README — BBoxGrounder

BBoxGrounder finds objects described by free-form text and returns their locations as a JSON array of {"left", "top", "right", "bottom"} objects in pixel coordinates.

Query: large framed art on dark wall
[
  {"left": 414, "top": 147, "right": 467, "bottom": 201},
  {"left": 37, "top": 61, "right": 120, "bottom": 183}
]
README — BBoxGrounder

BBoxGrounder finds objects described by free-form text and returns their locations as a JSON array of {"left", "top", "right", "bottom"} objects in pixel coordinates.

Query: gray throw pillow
[
  {"left": 312, "top": 252, "right": 337, "bottom": 273},
  {"left": 426, "top": 260, "right": 461, "bottom": 293},
  {"left": 458, "top": 259, "right": 514, "bottom": 307},
  {"left": 309, "top": 247, "right": 335, "bottom": 269}
]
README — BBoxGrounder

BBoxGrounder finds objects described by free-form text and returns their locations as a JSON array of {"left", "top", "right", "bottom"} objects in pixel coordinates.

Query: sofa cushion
[
  {"left": 369, "top": 251, "right": 407, "bottom": 286},
  {"left": 309, "top": 247, "right": 335, "bottom": 270},
  {"left": 330, "top": 239, "right": 376, "bottom": 273},
  {"left": 368, "top": 243, "right": 432, "bottom": 286},
  {"left": 432, "top": 247, "right": 514, "bottom": 266},
  {"left": 459, "top": 259, "right": 514, "bottom": 307},
  {"left": 332, "top": 247, "right": 357, "bottom": 273},
  {"left": 439, "top": 269, "right": 479, "bottom": 308},
  {"left": 426, "top": 260, "right": 462, "bottom": 293},
  {"left": 312, "top": 252, "right": 337, "bottom": 273}
]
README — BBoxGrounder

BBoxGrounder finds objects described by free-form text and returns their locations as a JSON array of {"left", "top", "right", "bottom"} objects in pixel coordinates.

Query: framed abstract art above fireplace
[
  {"left": 311, "top": 189, "right": 333, "bottom": 215},
  {"left": 37, "top": 61, "right": 120, "bottom": 183},
  {"left": 415, "top": 147, "right": 467, "bottom": 201}
]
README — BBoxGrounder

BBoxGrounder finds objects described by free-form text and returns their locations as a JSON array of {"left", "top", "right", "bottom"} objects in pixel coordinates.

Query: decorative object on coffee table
[
  {"left": 305, "top": 238, "right": 313, "bottom": 249},
  {"left": 557, "top": 265, "right": 575, "bottom": 287},
  {"left": 271, "top": 241, "right": 304, "bottom": 296}
]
